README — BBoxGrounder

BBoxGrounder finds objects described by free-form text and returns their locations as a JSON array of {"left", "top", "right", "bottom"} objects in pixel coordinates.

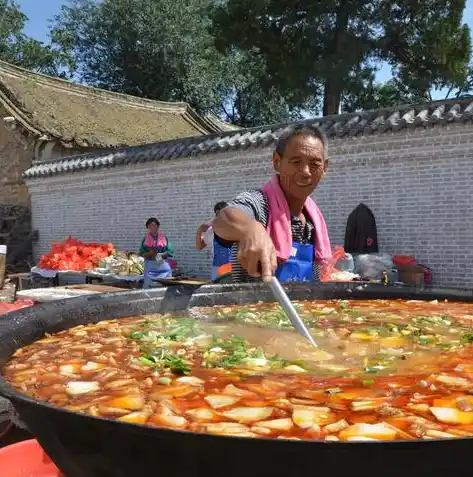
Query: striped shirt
[{"left": 226, "top": 189, "right": 320, "bottom": 282}]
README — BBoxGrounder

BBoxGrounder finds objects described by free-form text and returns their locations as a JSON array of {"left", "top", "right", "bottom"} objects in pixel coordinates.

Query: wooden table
[{"left": 154, "top": 278, "right": 208, "bottom": 287}]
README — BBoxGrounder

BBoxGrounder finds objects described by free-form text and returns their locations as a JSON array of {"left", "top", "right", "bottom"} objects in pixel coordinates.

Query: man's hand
[{"left": 237, "top": 221, "right": 277, "bottom": 281}]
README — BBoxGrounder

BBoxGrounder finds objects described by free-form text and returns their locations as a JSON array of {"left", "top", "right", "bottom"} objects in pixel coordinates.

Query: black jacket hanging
[{"left": 344, "top": 203, "right": 379, "bottom": 254}]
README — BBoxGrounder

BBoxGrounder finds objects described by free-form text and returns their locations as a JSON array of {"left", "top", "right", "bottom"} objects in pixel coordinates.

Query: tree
[
  {"left": 49, "top": 0, "right": 298, "bottom": 126},
  {"left": 0, "top": 0, "right": 71, "bottom": 76},
  {"left": 212, "top": 0, "right": 471, "bottom": 116}
]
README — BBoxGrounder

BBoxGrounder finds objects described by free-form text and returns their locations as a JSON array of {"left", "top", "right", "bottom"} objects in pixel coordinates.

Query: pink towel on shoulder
[
  {"left": 144, "top": 232, "right": 167, "bottom": 248},
  {"left": 262, "top": 175, "right": 331, "bottom": 263}
]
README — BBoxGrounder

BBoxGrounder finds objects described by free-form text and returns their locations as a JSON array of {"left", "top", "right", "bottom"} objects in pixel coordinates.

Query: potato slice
[
  {"left": 59, "top": 364, "right": 82, "bottom": 375},
  {"left": 323, "top": 419, "right": 349, "bottom": 434},
  {"left": 257, "top": 418, "right": 293, "bottom": 431},
  {"left": 185, "top": 408, "right": 216, "bottom": 421},
  {"left": 220, "top": 407, "right": 274, "bottom": 423},
  {"left": 204, "top": 394, "right": 240, "bottom": 409},
  {"left": 223, "top": 384, "right": 258, "bottom": 398},
  {"left": 104, "top": 379, "right": 137, "bottom": 390},
  {"left": 150, "top": 413, "right": 188, "bottom": 429},
  {"left": 339, "top": 423, "right": 397, "bottom": 441},
  {"left": 151, "top": 384, "right": 200, "bottom": 399},
  {"left": 118, "top": 412, "right": 150, "bottom": 425},
  {"left": 104, "top": 394, "right": 144, "bottom": 410},
  {"left": 432, "top": 374, "right": 471, "bottom": 389},
  {"left": 292, "top": 406, "right": 331, "bottom": 429},
  {"left": 97, "top": 405, "right": 131, "bottom": 417},
  {"left": 250, "top": 425, "right": 272, "bottom": 436},
  {"left": 205, "top": 422, "right": 250, "bottom": 434},
  {"left": 65, "top": 381, "right": 100, "bottom": 396},
  {"left": 81, "top": 361, "right": 105, "bottom": 372},
  {"left": 176, "top": 376, "right": 205, "bottom": 386},
  {"left": 430, "top": 407, "right": 473, "bottom": 425}
]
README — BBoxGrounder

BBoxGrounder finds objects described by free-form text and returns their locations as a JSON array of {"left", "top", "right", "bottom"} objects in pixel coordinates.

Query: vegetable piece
[
  {"left": 117, "top": 412, "right": 150, "bottom": 424},
  {"left": 432, "top": 374, "right": 472, "bottom": 389},
  {"left": 65, "top": 381, "right": 100, "bottom": 396},
  {"left": 323, "top": 419, "right": 349, "bottom": 434},
  {"left": 104, "top": 394, "right": 145, "bottom": 410},
  {"left": 429, "top": 407, "right": 473, "bottom": 425},
  {"left": 205, "top": 422, "right": 250, "bottom": 434},
  {"left": 204, "top": 394, "right": 240, "bottom": 409},
  {"left": 257, "top": 418, "right": 293, "bottom": 431},
  {"left": 292, "top": 406, "right": 331, "bottom": 429},
  {"left": 185, "top": 408, "right": 216, "bottom": 421},
  {"left": 59, "top": 364, "right": 82, "bottom": 375},
  {"left": 220, "top": 407, "right": 274, "bottom": 423},
  {"left": 223, "top": 384, "right": 258, "bottom": 398},
  {"left": 81, "top": 362, "right": 105, "bottom": 371},
  {"left": 150, "top": 413, "right": 188, "bottom": 429},
  {"left": 176, "top": 376, "right": 204, "bottom": 386},
  {"left": 339, "top": 423, "right": 397, "bottom": 441},
  {"left": 152, "top": 385, "right": 201, "bottom": 399}
]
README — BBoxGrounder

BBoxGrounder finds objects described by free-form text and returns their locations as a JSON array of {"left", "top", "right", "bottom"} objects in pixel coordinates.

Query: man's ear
[
  {"left": 324, "top": 158, "right": 329, "bottom": 174},
  {"left": 273, "top": 151, "right": 281, "bottom": 174}
]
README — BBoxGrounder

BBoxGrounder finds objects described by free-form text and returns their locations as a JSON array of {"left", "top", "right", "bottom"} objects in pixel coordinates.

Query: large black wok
[{"left": 1, "top": 282, "right": 473, "bottom": 477}]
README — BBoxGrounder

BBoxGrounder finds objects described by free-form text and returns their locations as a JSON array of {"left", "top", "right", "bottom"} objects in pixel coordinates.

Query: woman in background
[
  {"left": 196, "top": 201, "right": 232, "bottom": 280},
  {"left": 139, "top": 217, "right": 174, "bottom": 288}
]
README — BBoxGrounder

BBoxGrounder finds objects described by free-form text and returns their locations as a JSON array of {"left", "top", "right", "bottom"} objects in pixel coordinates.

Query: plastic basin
[{"left": 0, "top": 439, "right": 61, "bottom": 477}]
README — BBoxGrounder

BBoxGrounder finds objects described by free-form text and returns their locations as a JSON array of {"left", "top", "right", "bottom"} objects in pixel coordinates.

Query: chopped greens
[
  {"left": 136, "top": 347, "right": 191, "bottom": 375},
  {"left": 462, "top": 333, "right": 473, "bottom": 344}
]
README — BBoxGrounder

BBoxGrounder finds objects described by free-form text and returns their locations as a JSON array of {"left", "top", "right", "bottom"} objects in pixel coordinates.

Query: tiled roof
[
  {"left": 24, "top": 97, "right": 473, "bottom": 179},
  {"left": 0, "top": 61, "right": 236, "bottom": 149}
]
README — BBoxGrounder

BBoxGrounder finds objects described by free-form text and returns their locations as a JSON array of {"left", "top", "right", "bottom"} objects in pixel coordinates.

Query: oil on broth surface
[{"left": 5, "top": 299, "right": 473, "bottom": 441}]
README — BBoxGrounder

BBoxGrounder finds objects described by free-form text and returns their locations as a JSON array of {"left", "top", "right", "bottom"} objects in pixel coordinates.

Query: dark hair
[
  {"left": 145, "top": 217, "right": 160, "bottom": 228},
  {"left": 214, "top": 201, "right": 228, "bottom": 214},
  {"left": 275, "top": 124, "right": 328, "bottom": 159}
]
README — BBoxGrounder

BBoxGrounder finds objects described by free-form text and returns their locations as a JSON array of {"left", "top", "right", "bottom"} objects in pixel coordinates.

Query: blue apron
[
  {"left": 143, "top": 259, "right": 172, "bottom": 288},
  {"left": 275, "top": 242, "right": 314, "bottom": 283},
  {"left": 211, "top": 238, "right": 232, "bottom": 280}
]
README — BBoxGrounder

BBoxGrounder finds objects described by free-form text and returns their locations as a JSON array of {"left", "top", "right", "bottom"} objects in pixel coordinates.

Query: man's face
[{"left": 273, "top": 134, "right": 327, "bottom": 200}]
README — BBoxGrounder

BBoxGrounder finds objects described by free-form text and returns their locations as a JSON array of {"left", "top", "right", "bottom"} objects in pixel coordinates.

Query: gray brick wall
[{"left": 26, "top": 122, "right": 473, "bottom": 287}]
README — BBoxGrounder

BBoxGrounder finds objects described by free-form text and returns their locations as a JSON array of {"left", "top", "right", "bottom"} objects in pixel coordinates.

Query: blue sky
[{"left": 17, "top": 0, "right": 473, "bottom": 100}]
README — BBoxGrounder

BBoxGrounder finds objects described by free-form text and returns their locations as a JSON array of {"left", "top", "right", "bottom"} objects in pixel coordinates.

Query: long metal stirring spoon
[{"left": 266, "top": 276, "right": 318, "bottom": 348}]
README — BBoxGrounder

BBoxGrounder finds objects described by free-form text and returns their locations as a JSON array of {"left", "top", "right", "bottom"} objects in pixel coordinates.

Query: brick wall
[{"left": 26, "top": 122, "right": 473, "bottom": 287}]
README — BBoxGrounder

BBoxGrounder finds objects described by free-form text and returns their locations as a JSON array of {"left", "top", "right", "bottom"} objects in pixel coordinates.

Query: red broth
[{"left": 4, "top": 298, "right": 473, "bottom": 441}]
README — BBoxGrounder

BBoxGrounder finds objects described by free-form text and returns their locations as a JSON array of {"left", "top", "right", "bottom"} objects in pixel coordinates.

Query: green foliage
[
  {"left": 212, "top": 0, "right": 472, "bottom": 115},
  {"left": 49, "top": 0, "right": 298, "bottom": 126},
  {"left": 0, "top": 0, "right": 71, "bottom": 76}
]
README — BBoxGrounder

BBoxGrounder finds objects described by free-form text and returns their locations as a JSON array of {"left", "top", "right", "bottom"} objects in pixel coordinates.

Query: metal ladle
[{"left": 267, "top": 276, "right": 318, "bottom": 348}]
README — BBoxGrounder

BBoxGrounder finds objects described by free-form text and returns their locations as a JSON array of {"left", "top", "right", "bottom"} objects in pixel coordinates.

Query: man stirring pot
[{"left": 213, "top": 124, "right": 332, "bottom": 283}]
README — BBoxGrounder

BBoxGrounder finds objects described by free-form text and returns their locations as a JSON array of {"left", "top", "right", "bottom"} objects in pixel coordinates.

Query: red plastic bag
[
  {"left": 393, "top": 255, "right": 416, "bottom": 266},
  {"left": 320, "top": 246, "right": 347, "bottom": 282},
  {"left": 0, "top": 299, "right": 35, "bottom": 316}
]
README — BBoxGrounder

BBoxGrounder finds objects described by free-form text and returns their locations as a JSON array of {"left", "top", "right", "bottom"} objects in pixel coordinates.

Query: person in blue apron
[
  {"left": 139, "top": 218, "right": 174, "bottom": 288},
  {"left": 212, "top": 124, "right": 332, "bottom": 283},
  {"left": 196, "top": 202, "right": 233, "bottom": 280}
]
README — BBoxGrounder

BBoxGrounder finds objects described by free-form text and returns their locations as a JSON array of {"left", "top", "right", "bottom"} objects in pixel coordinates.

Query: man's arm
[
  {"left": 213, "top": 195, "right": 277, "bottom": 280},
  {"left": 195, "top": 224, "right": 208, "bottom": 250},
  {"left": 212, "top": 207, "right": 255, "bottom": 242}
]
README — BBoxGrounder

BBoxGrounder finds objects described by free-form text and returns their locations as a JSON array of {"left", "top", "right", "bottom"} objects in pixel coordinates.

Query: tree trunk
[
  {"left": 323, "top": 82, "right": 341, "bottom": 116},
  {"left": 323, "top": 0, "right": 349, "bottom": 116}
]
